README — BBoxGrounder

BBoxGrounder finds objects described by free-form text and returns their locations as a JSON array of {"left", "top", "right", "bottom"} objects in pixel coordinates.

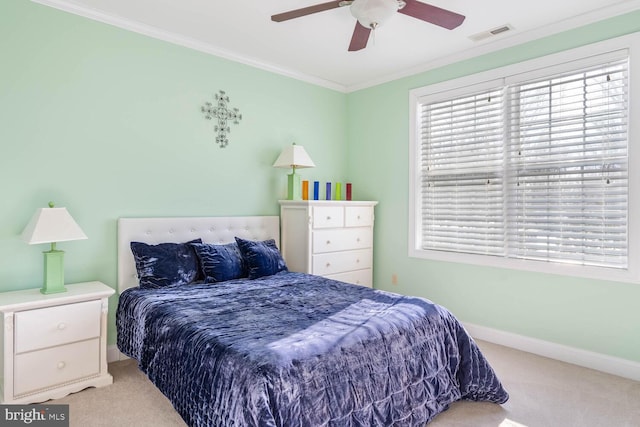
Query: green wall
[
  {"left": 347, "top": 11, "right": 640, "bottom": 363},
  {"left": 0, "top": 1, "right": 348, "bottom": 343},
  {"left": 1, "top": 0, "right": 639, "bottom": 364}
]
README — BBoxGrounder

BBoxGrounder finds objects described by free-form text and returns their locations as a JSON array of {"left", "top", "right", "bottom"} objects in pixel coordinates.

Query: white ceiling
[{"left": 35, "top": 0, "right": 640, "bottom": 92}]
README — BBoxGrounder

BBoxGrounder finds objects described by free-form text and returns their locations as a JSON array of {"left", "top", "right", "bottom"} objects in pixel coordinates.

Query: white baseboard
[
  {"left": 107, "top": 345, "right": 130, "bottom": 363},
  {"left": 463, "top": 322, "right": 640, "bottom": 382}
]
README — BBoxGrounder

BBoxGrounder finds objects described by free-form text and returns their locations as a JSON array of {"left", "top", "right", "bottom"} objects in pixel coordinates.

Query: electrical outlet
[{"left": 391, "top": 274, "right": 398, "bottom": 285}]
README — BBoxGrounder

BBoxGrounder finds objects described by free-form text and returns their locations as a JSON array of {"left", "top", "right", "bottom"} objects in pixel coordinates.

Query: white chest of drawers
[
  {"left": 0, "top": 281, "right": 114, "bottom": 403},
  {"left": 279, "top": 200, "right": 378, "bottom": 287}
]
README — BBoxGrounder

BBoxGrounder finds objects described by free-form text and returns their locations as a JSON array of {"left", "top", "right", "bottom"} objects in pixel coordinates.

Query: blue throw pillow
[
  {"left": 130, "top": 239, "right": 202, "bottom": 289},
  {"left": 235, "top": 237, "right": 288, "bottom": 279},
  {"left": 191, "top": 242, "right": 246, "bottom": 282}
]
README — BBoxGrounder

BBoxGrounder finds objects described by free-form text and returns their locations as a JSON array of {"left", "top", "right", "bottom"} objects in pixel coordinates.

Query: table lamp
[
  {"left": 273, "top": 143, "right": 315, "bottom": 200},
  {"left": 21, "top": 202, "right": 88, "bottom": 294}
]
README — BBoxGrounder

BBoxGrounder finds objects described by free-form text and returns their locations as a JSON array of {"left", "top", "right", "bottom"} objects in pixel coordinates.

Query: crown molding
[
  {"left": 346, "top": 1, "right": 640, "bottom": 91},
  {"left": 30, "top": 0, "right": 348, "bottom": 92},
  {"left": 31, "top": 0, "right": 640, "bottom": 94}
]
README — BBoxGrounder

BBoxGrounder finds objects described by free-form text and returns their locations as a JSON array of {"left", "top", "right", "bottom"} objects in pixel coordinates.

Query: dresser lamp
[
  {"left": 21, "top": 202, "right": 88, "bottom": 294},
  {"left": 273, "top": 143, "right": 315, "bottom": 200}
]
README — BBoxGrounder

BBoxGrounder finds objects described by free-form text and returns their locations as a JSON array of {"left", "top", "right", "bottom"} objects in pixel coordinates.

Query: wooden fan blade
[
  {"left": 271, "top": 1, "right": 345, "bottom": 22},
  {"left": 348, "top": 22, "right": 371, "bottom": 51},
  {"left": 398, "top": 0, "right": 465, "bottom": 30}
]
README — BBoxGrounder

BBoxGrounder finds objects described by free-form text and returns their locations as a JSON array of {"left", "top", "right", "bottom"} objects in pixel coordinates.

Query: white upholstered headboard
[{"left": 117, "top": 216, "right": 280, "bottom": 293}]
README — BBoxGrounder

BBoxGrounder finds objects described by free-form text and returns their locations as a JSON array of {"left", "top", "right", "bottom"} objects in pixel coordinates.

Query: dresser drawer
[
  {"left": 313, "top": 228, "right": 373, "bottom": 253},
  {"left": 312, "top": 249, "right": 373, "bottom": 276},
  {"left": 312, "top": 206, "right": 344, "bottom": 228},
  {"left": 15, "top": 300, "right": 101, "bottom": 354},
  {"left": 326, "top": 269, "right": 373, "bottom": 288},
  {"left": 345, "top": 206, "right": 373, "bottom": 227},
  {"left": 14, "top": 338, "right": 100, "bottom": 396}
]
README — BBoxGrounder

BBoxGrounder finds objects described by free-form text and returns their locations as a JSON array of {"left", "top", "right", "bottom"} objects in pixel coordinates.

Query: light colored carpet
[
  {"left": 51, "top": 340, "right": 640, "bottom": 426},
  {"left": 429, "top": 342, "right": 640, "bottom": 427}
]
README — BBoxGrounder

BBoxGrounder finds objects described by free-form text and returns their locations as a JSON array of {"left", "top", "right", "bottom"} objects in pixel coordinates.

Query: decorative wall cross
[{"left": 201, "top": 90, "right": 243, "bottom": 148}]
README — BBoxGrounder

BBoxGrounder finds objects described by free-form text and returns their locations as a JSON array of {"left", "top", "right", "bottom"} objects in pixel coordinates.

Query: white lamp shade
[
  {"left": 272, "top": 144, "right": 316, "bottom": 169},
  {"left": 21, "top": 207, "right": 88, "bottom": 245},
  {"left": 351, "top": 0, "right": 398, "bottom": 28}
]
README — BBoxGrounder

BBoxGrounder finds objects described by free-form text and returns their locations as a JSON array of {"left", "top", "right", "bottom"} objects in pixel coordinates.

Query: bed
[{"left": 116, "top": 216, "right": 508, "bottom": 426}]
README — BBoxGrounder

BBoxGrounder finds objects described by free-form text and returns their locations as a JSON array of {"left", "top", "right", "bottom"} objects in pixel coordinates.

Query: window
[{"left": 409, "top": 35, "right": 640, "bottom": 283}]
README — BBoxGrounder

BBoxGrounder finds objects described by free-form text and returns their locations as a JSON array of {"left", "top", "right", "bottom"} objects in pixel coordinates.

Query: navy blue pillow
[
  {"left": 235, "top": 237, "right": 288, "bottom": 279},
  {"left": 130, "top": 239, "right": 202, "bottom": 289},
  {"left": 191, "top": 242, "right": 246, "bottom": 282}
]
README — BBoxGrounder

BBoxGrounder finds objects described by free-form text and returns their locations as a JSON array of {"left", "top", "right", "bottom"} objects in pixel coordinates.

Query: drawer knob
[
  {"left": 357, "top": 215, "right": 361, "bottom": 219},
  {"left": 57, "top": 361, "right": 66, "bottom": 369},
  {"left": 356, "top": 259, "right": 360, "bottom": 263},
  {"left": 326, "top": 240, "right": 331, "bottom": 245},
  {"left": 356, "top": 238, "right": 361, "bottom": 242},
  {"left": 326, "top": 262, "right": 331, "bottom": 267},
  {"left": 57, "top": 323, "right": 66, "bottom": 330},
  {"left": 326, "top": 216, "right": 331, "bottom": 220}
]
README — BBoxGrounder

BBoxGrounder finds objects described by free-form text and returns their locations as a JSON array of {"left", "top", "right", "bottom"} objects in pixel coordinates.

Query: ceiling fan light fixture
[
  {"left": 272, "top": 0, "right": 465, "bottom": 52},
  {"left": 350, "top": 0, "right": 399, "bottom": 29}
]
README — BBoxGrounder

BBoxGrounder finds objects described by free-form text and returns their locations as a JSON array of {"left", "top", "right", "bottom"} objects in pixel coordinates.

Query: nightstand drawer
[
  {"left": 312, "top": 249, "right": 372, "bottom": 275},
  {"left": 15, "top": 300, "right": 101, "bottom": 354},
  {"left": 313, "top": 228, "right": 373, "bottom": 253},
  {"left": 312, "top": 207, "right": 344, "bottom": 228},
  {"left": 14, "top": 338, "right": 100, "bottom": 396}
]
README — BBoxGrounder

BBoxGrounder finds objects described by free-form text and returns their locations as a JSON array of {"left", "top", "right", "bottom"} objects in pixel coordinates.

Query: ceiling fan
[{"left": 271, "top": 0, "right": 466, "bottom": 52}]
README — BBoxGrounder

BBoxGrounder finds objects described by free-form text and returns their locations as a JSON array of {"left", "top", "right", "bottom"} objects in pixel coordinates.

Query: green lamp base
[
  {"left": 42, "top": 249, "right": 67, "bottom": 294},
  {"left": 287, "top": 172, "right": 302, "bottom": 200}
]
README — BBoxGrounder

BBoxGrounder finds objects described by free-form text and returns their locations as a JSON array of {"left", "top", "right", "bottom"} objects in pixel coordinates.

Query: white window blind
[
  {"left": 420, "top": 87, "right": 506, "bottom": 256},
  {"left": 417, "top": 55, "right": 629, "bottom": 270}
]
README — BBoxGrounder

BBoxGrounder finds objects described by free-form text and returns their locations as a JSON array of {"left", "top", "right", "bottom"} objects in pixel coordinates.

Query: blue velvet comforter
[{"left": 117, "top": 272, "right": 508, "bottom": 426}]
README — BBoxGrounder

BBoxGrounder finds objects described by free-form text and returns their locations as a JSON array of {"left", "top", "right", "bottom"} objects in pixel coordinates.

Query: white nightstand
[{"left": 0, "top": 281, "right": 115, "bottom": 404}]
